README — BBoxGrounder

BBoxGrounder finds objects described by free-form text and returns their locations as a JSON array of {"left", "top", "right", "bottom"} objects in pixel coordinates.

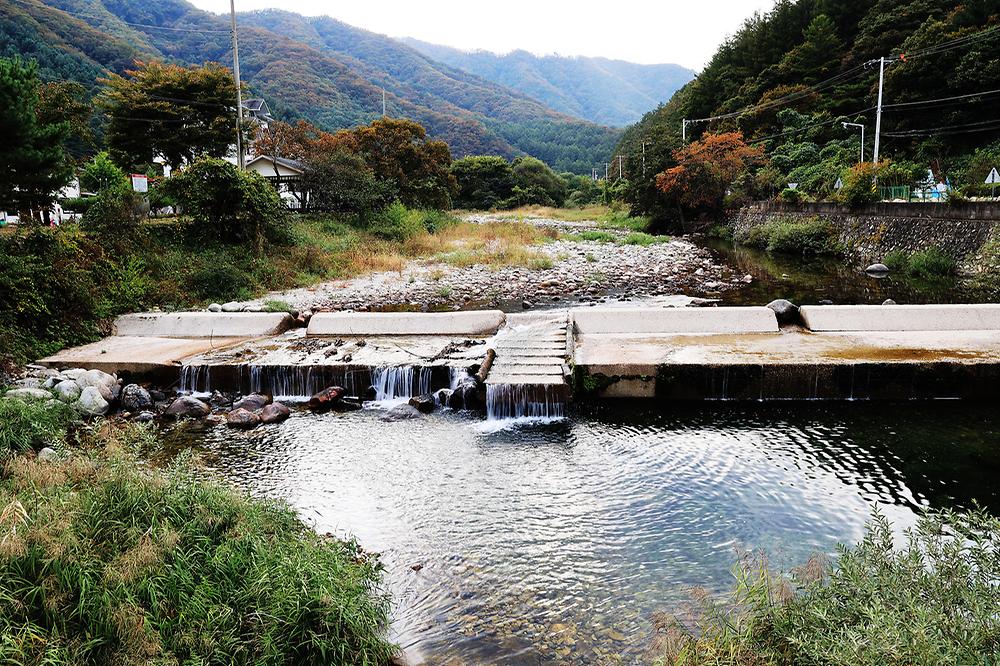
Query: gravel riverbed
[{"left": 243, "top": 213, "right": 748, "bottom": 313}]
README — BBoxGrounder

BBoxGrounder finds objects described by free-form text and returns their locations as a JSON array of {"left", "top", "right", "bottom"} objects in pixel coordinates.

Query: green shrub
[
  {"left": 58, "top": 196, "right": 95, "bottom": 214},
  {"left": 579, "top": 230, "right": 616, "bottom": 243},
  {"left": 705, "top": 224, "right": 734, "bottom": 241},
  {"left": 0, "top": 395, "right": 75, "bottom": 458},
  {"left": 652, "top": 508, "right": 1000, "bottom": 665},
  {"left": 368, "top": 202, "right": 427, "bottom": 241},
  {"left": 838, "top": 162, "right": 879, "bottom": 207},
  {"left": 188, "top": 258, "right": 256, "bottom": 302},
  {"left": 0, "top": 445, "right": 396, "bottom": 664},
  {"left": 779, "top": 187, "right": 804, "bottom": 204},
  {"left": 621, "top": 232, "right": 670, "bottom": 246},
  {"left": 908, "top": 248, "right": 956, "bottom": 278},
  {"left": 736, "top": 218, "right": 841, "bottom": 256},
  {"left": 80, "top": 182, "right": 144, "bottom": 246}
]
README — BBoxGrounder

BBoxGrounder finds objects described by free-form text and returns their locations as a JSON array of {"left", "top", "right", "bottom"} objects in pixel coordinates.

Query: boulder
[
  {"left": 448, "top": 377, "right": 483, "bottom": 410},
  {"left": 221, "top": 301, "right": 243, "bottom": 312},
  {"left": 333, "top": 398, "right": 363, "bottom": 412},
  {"left": 233, "top": 393, "right": 271, "bottom": 411},
  {"left": 226, "top": 408, "right": 260, "bottom": 429},
  {"left": 260, "top": 402, "right": 291, "bottom": 424},
  {"left": 408, "top": 395, "right": 436, "bottom": 414},
  {"left": 77, "top": 369, "right": 119, "bottom": 401},
  {"left": 78, "top": 386, "right": 110, "bottom": 416},
  {"left": 382, "top": 404, "right": 423, "bottom": 422},
  {"left": 5, "top": 387, "right": 52, "bottom": 402},
  {"left": 120, "top": 384, "right": 153, "bottom": 413},
  {"left": 435, "top": 388, "right": 453, "bottom": 406},
  {"left": 882, "top": 298, "right": 897, "bottom": 306},
  {"left": 62, "top": 368, "right": 87, "bottom": 381},
  {"left": 37, "top": 447, "right": 58, "bottom": 462},
  {"left": 165, "top": 396, "right": 211, "bottom": 419},
  {"left": 308, "top": 386, "right": 347, "bottom": 412},
  {"left": 866, "top": 263, "right": 890, "bottom": 275},
  {"left": 53, "top": 380, "right": 82, "bottom": 403},
  {"left": 135, "top": 411, "right": 157, "bottom": 423},
  {"left": 208, "top": 303, "right": 223, "bottom": 312},
  {"left": 14, "top": 378, "right": 46, "bottom": 390},
  {"left": 766, "top": 299, "right": 800, "bottom": 326}
]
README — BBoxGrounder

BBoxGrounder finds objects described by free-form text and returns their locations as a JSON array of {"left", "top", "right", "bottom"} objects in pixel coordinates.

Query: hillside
[
  {"left": 615, "top": 0, "right": 1000, "bottom": 217},
  {"left": 401, "top": 38, "right": 694, "bottom": 128},
  {"left": 1, "top": 0, "right": 622, "bottom": 173}
]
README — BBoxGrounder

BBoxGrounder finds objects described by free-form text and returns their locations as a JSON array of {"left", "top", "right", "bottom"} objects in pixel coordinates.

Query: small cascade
[
  {"left": 179, "top": 365, "right": 211, "bottom": 395},
  {"left": 486, "top": 384, "right": 567, "bottom": 420},
  {"left": 241, "top": 365, "right": 328, "bottom": 401},
  {"left": 372, "top": 366, "right": 433, "bottom": 401}
]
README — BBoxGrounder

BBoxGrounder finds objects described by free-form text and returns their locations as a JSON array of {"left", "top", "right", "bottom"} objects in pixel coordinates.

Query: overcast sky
[{"left": 187, "top": 1, "right": 777, "bottom": 71}]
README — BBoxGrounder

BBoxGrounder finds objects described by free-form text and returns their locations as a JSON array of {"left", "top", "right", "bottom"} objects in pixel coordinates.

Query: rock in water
[
  {"left": 233, "top": 393, "right": 271, "bottom": 411},
  {"left": 78, "top": 386, "right": 110, "bottom": 416},
  {"left": 448, "top": 377, "right": 483, "bottom": 410},
  {"left": 766, "top": 299, "right": 800, "bottom": 326},
  {"left": 120, "top": 384, "right": 153, "bottom": 412},
  {"left": 6, "top": 387, "right": 53, "bottom": 402},
  {"left": 165, "top": 396, "right": 211, "bottom": 418},
  {"left": 435, "top": 388, "right": 453, "bottom": 406},
  {"left": 382, "top": 404, "right": 422, "bottom": 421},
  {"left": 308, "top": 386, "right": 347, "bottom": 412},
  {"left": 260, "top": 402, "right": 291, "bottom": 424},
  {"left": 882, "top": 298, "right": 897, "bottom": 306},
  {"left": 226, "top": 408, "right": 261, "bottom": 429},
  {"left": 866, "top": 263, "right": 890, "bottom": 275},
  {"left": 408, "top": 395, "right": 436, "bottom": 414}
]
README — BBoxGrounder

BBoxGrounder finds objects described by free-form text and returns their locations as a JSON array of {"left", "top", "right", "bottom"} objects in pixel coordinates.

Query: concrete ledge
[
  {"left": 572, "top": 307, "right": 779, "bottom": 335},
  {"left": 800, "top": 305, "right": 1000, "bottom": 332},
  {"left": 114, "top": 312, "right": 293, "bottom": 338},
  {"left": 308, "top": 311, "right": 505, "bottom": 336}
]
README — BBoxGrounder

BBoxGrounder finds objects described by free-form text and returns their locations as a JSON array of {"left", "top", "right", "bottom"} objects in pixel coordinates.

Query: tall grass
[
  {"left": 0, "top": 395, "right": 75, "bottom": 460},
  {"left": 0, "top": 433, "right": 395, "bottom": 665},
  {"left": 736, "top": 218, "right": 842, "bottom": 257},
  {"left": 651, "top": 508, "right": 1000, "bottom": 665},
  {"left": 884, "top": 247, "right": 957, "bottom": 280}
]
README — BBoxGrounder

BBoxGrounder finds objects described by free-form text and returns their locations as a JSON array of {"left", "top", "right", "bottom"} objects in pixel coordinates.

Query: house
[
  {"left": 242, "top": 99, "right": 274, "bottom": 128},
  {"left": 246, "top": 155, "right": 306, "bottom": 210}
]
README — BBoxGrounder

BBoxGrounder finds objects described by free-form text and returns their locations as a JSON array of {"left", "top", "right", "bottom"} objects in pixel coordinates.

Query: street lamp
[{"left": 842, "top": 122, "right": 865, "bottom": 165}]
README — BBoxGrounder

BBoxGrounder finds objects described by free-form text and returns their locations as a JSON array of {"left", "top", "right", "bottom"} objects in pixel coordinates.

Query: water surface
[{"left": 164, "top": 401, "right": 1000, "bottom": 664}]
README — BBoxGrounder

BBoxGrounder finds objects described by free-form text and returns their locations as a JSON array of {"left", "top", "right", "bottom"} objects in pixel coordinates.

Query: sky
[{"left": 187, "top": 0, "right": 777, "bottom": 71}]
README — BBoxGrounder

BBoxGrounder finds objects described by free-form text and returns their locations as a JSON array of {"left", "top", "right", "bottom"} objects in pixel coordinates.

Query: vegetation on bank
[
  {"left": 735, "top": 217, "right": 843, "bottom": 257},
  {"left": 652, "top": 508, "right": 1000, "bottom": 665},
  {"left": 0, "top": 418, "right": 395, "bottom": 664},
  {"left": 884, "top": 247, "right": 958, "bottom": 280}
]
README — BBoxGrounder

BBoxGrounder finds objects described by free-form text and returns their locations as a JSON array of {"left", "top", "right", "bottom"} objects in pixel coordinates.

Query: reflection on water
[
  {"left": 163, "top": 402, "right": 1000, "bottom": 664},
  {"left": 695, "top": 237, "right": 985, "bottom": 306}
]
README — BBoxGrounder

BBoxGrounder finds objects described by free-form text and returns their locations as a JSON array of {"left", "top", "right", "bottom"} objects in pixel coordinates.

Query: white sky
[{"left": 188, "top": 1, "right": 777, "bottom": 71}]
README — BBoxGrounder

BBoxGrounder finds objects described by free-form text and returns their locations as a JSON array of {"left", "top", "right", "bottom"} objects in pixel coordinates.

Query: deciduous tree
[{"left": 656, "top": 132, "right": 765, "bottom": 215}]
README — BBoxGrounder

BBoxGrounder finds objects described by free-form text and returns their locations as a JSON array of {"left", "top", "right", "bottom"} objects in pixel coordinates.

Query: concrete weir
[{"left": 35, "top": 304, "right": 1000, "bottom": 405}]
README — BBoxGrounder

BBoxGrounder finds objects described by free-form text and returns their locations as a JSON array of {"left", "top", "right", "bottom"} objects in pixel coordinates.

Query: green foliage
[
  {"left": 621, "top": 232, "right": 670, "bottom": 246},
  {"left": 367, "top": 202, "right": 440, "bottom": 241},
  {"left": 653, "top": 508, "right": 1000, "bottom": 665},
  {"left": 451, "top": 155, "right": 516, "bottom": 209},
  {"left": 579, "top": 231, "right": 616, "bottom": 243},
  {"left": 885, "top": 247, "right": 956, "bottom": 279},
  {"left": 0, "top": 395, "right": 74, "bottom": 458},
  {"left": 838, "top": 163, "right": 879, "bottom": 207},
  {"left": 779, "top": 187, "right": 804, "bottom": 203},
  {"left": 166, "top": 157, "right": 288, "bottom": 249},
  {"left": 0, "top": 446, "right": 396, "bottom": 664},
  {"left": 737, "top": 218, "right": 842, "bottom": 256},
  {"left": 99, "top": 61, "right": 240, "bottom": 171},
  {"left": 508, "top": 156, "right": 568, "bottom": 207},
  {"left": 303, "top": 149, "right": 392, "bottom": 217},
  {"left": 80, "top": 182, "right": 143, "bottom": 246},
  {"left": 80, "top": 151, "right": 128, "bottom": 193},
  {"left": 0, "top": 56, "right": 73, "bottom": 219}
]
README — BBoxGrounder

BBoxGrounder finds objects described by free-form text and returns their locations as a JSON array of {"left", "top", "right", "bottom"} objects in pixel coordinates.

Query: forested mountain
[
  {"left": 615, "top": 0, "right": 1000, "bottom": 215},
  {"left": 0, "top": 0, "right": 622, "bottom": 173},
  {"left": 400, "top": 38, "right": 694, "bottom": 127}
]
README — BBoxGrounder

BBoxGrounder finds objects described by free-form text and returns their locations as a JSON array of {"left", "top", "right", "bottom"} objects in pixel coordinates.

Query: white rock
[
  {"left": 221, "top": 302, "right": 244, "bottom": 312},
  {"left": 54, "top": 380, "right": 82, "bottom": 403},
  {"left": 77, "top": 386, "right": 109, "bottom": 416},
  {"left": 5, "top": 387, "right": 52, "bottom": 401},
  {"left": 37, "top": 447, "right": 58, "bottom": 461},
  {"left": 14, "top": 378, "right": 45, "bottom": 390},
  {"left": 208, "top": 303, "right": 223, "bottom": 312},
  {"left": 62, "top": 368, "right": 87, "bottom": 380},
  {"left": 77, "top": 370, "right": 119, "bottom": 401}
]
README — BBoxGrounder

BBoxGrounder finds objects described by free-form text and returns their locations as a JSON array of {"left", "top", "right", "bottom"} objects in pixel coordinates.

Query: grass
[
  {"left": 262, "top": 299, "right": 293, "bottom": 313},
  {"left": 651, "top": 508, "right": 1000, "bottom": 665},
  {"left": 884, "top": 247, "right": 957, "bottom": 280},
  {"left": 0, "top": 395, "right": 75, "bottom": 460},
  {"left": 621, "top": 232, "right": 671, "bottom": 246},
  {"left": 578, "top": 230, "right": 617, "bottom": 243},
  {"left": 417, "top": 221, "right": 556, "bottom": 270},
  {"left": 0, "top": 424, "right": 396, "bottom": 665},
  {"left": 492, "top": 204, "right": 652, "bottom": 232},
  {"left": 736, "top": 217, "right": 843, "bottom": 257}
]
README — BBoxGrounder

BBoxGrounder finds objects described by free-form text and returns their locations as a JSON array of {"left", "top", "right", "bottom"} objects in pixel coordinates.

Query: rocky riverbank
[{"left": 240, "top": 213, "right": 747, "bottom": 314}]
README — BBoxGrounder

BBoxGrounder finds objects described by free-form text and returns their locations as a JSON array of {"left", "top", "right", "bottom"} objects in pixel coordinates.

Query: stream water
[{"left": 162, "top": 400, "right": 1000, "bottom": 664}]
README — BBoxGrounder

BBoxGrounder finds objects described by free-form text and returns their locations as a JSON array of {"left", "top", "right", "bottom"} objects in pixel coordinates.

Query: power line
[
  {"left": 746, "top": 107, "right": 876, "bottom": 144},
  {"left": 882, "top": 118, "right": 1000, "bottom": 138},
  {"left": 882, "top": 87, "right": 1000, "bottom": 110}
]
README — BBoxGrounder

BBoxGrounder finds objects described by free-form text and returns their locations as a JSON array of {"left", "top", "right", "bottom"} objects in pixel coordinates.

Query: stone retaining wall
[{"left": 731, "top": 202, "right": 1000, "bottom": 265}]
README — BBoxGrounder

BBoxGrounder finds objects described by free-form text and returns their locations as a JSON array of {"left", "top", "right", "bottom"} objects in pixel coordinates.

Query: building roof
[{"left": 246, "top": 155, "right": 304, "bottom": 174}]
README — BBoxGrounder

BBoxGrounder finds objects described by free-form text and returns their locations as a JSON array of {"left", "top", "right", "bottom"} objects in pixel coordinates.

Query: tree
[
  {"left": 165, "top": 158, "right": 286, "bottom": 252},
  {"left": 99, "top": 61, "right": 241, "bottom": 171},
  {"left": 510, "top": 156, "right": 567, "bottom": 207},
  {"left": 80, "top": 152, "right": 128, "bottom": 194},
  {"left": 0, "top": 57, "right": 73, "bottom": 222},
  {"left": 780, "top": 15, "right": 841, "bottom": 84},
  {"left": 302, "top": 149, "right": 392, "bottom": 216},
  {"left": 451, "top": 156, "right": 515, "bottom": 209},
  {"left": 36, "top": 80, "right": 93, "bottom": 158},
  {"left": 656, "top": 132, "right": 765, "bottom": 216},
  {"left": 253, "top": 119, "right": 322, "bottom": 163}
]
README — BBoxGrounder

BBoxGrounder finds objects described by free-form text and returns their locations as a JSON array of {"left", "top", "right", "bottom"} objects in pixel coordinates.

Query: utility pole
[
  {"left": 604, "top": 162, "right": 609, "bottom": 181},
  {"left": 382, "top": 88, "right": 387, "bottom": 117},
  {"left": 873, "top": 56, "right": 887, "bottom": 165},
  {"left": 682, "top": 119, "right": 688, "bottom": 142},
  {"left": 230, "top": 0, "right": 245, "bottom": 169},
  {"left": 618, "top": 154, "right": 623, "bottom": 180}
]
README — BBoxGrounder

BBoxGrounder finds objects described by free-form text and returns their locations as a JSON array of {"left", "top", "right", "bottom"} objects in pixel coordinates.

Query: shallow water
[{"left": 162, "top": 400, "right": 1000, "bottom": 664}]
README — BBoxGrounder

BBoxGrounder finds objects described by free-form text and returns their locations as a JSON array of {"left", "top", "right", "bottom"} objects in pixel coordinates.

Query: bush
[
  {"left": 736, "top": 218, "right": 842, "bottom": 256},
  {"left": 166, "top": 157, "right": 288, "bottom": 249},
  {"left": 0, "top": 395, "right": 75, "bottom": 458},
  {"left": 303, "top": 149, "right": 392, "bottom": 217},
  {"left": 80, "top": 182, "right": 144, "bottom": 245},
  {"left": 779, "top": 187, "right": 804, "bottom": 204},
  {"left": 886, "top": 247, "right": 956, "bottom": 280},
  {"left": 579, "top": 231, "right": 616, "bottom": 243},
  {"left": 0, "top": 445, "right": 396, "bottom": 664},
  {"left": 80, "top": 151, "right": 128, "bottom": 193},
  {"left": 652, "top": 508, "right": 1000, "bottom": 665},
  {"left": 188, "top": 258, "right": 257, "bottom": 302},
  {"left": 837, "top": 163, "right": 880, "bottom": 207},
  {"left": 367, "top": 202, "right": 440, "bottom": 241}
]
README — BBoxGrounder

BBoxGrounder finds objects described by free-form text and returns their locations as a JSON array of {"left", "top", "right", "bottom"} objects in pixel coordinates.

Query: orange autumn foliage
[{"left": 655, "top": 132, "right": 765, "bottom": 211}]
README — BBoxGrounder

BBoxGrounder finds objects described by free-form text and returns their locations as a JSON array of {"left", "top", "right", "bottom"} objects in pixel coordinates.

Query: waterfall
[
  {"left": 486, "top": 384, "right": 567, "bottom": 420},
  {"left": 179, "top": 365, "right": 210, "bottom": 395},
  {"left": 371, "top": 366, "right": 434, "bottom": 401}
]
